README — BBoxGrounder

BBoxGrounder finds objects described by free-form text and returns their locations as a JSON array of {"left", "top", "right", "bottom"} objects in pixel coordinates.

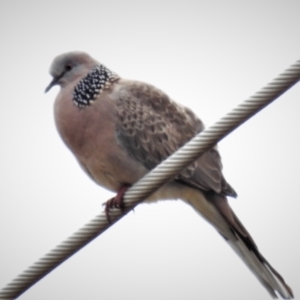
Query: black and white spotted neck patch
[{"left": 73, "top": 65, "right": 119, "bottom": 108}]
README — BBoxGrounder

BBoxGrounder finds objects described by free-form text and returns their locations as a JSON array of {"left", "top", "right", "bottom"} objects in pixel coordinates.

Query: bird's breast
[{"left": 54, "top": 88, "right": 148, "bottom": 192}]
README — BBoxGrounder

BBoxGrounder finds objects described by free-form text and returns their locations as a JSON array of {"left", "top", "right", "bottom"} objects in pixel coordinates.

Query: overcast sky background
[{"left": 0, "top": 1, "right": 300, "bottom": 300}]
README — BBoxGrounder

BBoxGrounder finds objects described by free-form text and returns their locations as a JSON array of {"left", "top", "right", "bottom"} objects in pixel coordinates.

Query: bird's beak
[
  {"left": 45, "top": 73, "right": 65, "bottom": 93},
  {"left": 45, "top": 77, "right": 58, "bottom": 93}
]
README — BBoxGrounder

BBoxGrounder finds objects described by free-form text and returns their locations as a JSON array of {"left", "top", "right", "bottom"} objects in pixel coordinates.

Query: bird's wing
[
  {"left": 115, "top": 81, "right": 236, "bottom": 196},
  {"left": 114, "top": 81, "right": 293, "bottom": 298}
]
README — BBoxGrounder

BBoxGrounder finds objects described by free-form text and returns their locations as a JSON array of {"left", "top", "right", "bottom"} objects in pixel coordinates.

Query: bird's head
[{"left": 45, "top": 51, "right": 98, "bottom": 93}]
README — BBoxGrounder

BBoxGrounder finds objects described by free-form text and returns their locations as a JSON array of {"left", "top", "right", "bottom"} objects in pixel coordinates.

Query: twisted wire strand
[{"left": 1, "top": 60, "right": 300, "bottom": 299}]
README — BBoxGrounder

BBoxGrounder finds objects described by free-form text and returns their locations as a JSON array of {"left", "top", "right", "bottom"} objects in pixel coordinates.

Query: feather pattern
[
  {"left": 115, "top": 81, "right": 236, "bottom": 196},
  {"left": 114, "top": 80, "right": 292, "bottom": 298}
]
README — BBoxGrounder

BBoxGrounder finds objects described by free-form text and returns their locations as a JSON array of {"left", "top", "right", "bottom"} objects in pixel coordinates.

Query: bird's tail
[{"left": 185, "top": 190, "right": 293, "bottom": 299}]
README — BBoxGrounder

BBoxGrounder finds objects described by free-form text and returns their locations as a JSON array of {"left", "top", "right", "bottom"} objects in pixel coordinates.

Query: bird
[{"left": 45, "top": 51, "right": 293, "bottom": 299}]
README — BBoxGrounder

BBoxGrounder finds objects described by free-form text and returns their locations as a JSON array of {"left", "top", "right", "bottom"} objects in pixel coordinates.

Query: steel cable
[{"left": 1, "top": 60, "right": 300, "bottom": 299}]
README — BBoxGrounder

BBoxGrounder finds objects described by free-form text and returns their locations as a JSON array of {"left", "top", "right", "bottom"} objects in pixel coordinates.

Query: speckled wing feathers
[{"left": 115, "top": 82, "right": 236, "bottom": 196}]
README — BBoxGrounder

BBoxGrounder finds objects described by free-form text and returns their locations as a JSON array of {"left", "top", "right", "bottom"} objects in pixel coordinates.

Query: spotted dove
[{"left": 45, "top": 51, "right": 293, "bottom": 299}]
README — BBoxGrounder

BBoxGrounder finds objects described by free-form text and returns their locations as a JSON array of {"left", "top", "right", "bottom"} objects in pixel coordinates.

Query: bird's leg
[{"left": 104, "top": 185, "right": 130, "bottom": 222}]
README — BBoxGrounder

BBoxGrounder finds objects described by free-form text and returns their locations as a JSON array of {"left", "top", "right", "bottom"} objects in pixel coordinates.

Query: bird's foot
[{"left": 104, "top": 185, "right": 130, "bottom": 222}]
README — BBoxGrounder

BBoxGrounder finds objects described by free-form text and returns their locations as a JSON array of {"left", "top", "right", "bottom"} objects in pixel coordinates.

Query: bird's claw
[{"left": 103, "top": 185, "right": 130, "bottom": 222}]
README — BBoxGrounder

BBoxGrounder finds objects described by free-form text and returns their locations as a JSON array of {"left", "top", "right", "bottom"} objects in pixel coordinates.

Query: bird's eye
[{"left": 65, "top": 64, "right": 72, "bottom": 71}]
